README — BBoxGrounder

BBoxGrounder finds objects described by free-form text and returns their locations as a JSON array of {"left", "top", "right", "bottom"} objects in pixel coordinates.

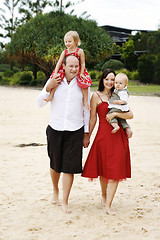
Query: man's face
[{"left": 63, "top": 56, "right": 79, "bottom": 81}]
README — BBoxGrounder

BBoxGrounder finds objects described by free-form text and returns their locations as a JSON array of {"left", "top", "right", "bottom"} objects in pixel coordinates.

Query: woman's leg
[
  {"left": 99, "top": 176, "right": 108, "bottom": 206},
  {"left": 105, "top": 180, "right": 119, "bottom": 215}
]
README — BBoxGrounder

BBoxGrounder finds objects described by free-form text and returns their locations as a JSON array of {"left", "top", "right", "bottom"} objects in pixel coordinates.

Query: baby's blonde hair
[
  {"left": 64, "top": 31, "right": 81, "bottom": 46},
  {"left": 116, "top": 73, "right": 129, "bottom": 85}
]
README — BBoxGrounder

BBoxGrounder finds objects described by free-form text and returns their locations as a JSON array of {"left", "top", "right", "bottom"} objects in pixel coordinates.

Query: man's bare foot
[
  {"left": 125, "top": 127, "right": 133, "bottom": 138},
  {"left": 111, "top": 126, "right": 120, "bottom": 133},
  {"left": 62, "top": 203, "right": 72, "bottom": 214}
]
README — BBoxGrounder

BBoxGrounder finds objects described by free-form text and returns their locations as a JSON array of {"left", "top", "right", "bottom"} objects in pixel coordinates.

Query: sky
[
  {"left": 63, "top": 0, "right": 160, "bottom": 31},
  {"left": 0, "top": 0, "right": 160, "bottom": 32}
]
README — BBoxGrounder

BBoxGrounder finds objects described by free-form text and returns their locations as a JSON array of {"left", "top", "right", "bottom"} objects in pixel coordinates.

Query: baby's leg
[
  {"left": 81, "top": 88, "right": 90, "bottom": 110},
  {"left": 125, "top": 127, "right": 133, "bottom": 138},
  {"left": 111, "top": 122, "right": 120, "bottom": 133}
]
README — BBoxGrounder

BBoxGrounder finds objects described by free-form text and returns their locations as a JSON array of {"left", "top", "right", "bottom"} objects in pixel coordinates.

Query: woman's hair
[
  {"left": 98, "top": 68, "right": 116, "bottom": 92},
  {"left": 64, "top": 31, "right": 81, "bottom": 46}
]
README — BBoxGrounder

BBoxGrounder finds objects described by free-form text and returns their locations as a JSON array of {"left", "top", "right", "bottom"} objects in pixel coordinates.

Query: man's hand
[
  {"left": 83, "top": 133, "right": 90, "bottom": 148},
  {"left": 106, "top": 112, "right": 116, "bottom": 124}
]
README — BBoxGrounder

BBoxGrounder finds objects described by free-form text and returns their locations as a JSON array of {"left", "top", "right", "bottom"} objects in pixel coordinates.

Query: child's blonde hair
[
  {"left": 116, "top": 73, "right": 128, "bottom": 85},
  {"left": 64, "top": 31, "right": 81, "bottom": 46}
]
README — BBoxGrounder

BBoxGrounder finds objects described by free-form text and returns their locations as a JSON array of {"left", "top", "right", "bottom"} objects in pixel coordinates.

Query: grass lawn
[{"left": 91, "top": 80, "right": 160, "bottom": 96}]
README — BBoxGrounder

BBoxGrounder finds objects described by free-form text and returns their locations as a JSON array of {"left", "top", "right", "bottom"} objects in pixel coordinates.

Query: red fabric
[
  {"left": 50, "top": 48, "right": 92, "bottom": 88},
  {"left": 82, "top": 101, "right": 131, "bottom": 180}
]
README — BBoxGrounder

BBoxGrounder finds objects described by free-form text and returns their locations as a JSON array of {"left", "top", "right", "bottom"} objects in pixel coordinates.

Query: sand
[{"left": 0, "top": 85, "right": 160, "bottom": 240}]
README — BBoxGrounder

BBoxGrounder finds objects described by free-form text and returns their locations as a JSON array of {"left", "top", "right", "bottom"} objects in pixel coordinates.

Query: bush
[
  {"left": 36, "top": 71, "right": 46, "bottom": 85},
  {"left": 138, "top": 54, "right": 155, "bottom": 83},
  {"left": 131, "top": 70, "right": 139, "bottom": 80},
  {"left": 19, "top": 72, "right": 33, "bottom": 85},
  {"left": 9, "top": 71, "right": 33, "bottom": 85},
  {"left": 115, "top": 69, "right": 132, "bottom": 80},
  {"left": 102, "top": 59, "right": 124, "bottom": 71},
  {"left": 154, "top": 54, "right": 160, "bottom": 84},
  {"left": 0, "top": 64, "right": 10, "bottom": 72},
  {"left": 3, "top": 69, "right": 14, "bottom": 77}
]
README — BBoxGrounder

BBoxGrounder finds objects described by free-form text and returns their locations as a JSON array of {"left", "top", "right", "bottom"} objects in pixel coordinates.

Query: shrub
[
  {"left": 0, "top": 64, "right": 10, "bottom": 72},
  {"left": 19, "top": 72, "right": 33, "bottom": 85},
  {"left": 131, "top": 70, "right": 139, "bottom": 80},
  {"left": 154, "top": 54, "right": 160, "bottom": 84},
  {"left": 3, "top": 69, "right": 14, "bottom": 77},
  {"left": 138, "top": 54, "right": 155, "bottom": 83},
  {"left": 102, "top": 59, "right": 124, "bottom": 71},
  {"left": 36, "top": 71, "right": 46, "bottom": 85},
  {"left": 9, "top": 71, "right": 33, "bottom": 85},
  {"left": 115, "top": 69, "right": 132, "bottom": 80}
]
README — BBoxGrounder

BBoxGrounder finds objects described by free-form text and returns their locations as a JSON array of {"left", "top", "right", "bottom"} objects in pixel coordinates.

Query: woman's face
[{"left": 103, "top": 72, "right": 115, "bottom": 90}]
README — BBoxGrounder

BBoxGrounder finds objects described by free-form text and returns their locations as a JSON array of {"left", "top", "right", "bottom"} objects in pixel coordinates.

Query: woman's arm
[
  {"left": 106, "top": 108, "right": 133, "bottom": 124},
  {"left": 89, "top": 93, "right": 98, "bottom": 136}
]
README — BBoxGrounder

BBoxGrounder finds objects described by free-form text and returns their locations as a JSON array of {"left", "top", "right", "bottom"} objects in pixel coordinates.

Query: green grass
[{"left": 91, "top": 80, "right": 160, "bottom": 96}]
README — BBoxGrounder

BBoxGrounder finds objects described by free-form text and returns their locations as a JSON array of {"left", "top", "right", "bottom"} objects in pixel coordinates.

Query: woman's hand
[
  {"left": 106, "top": 112, "right": 116, "bottom": 124},
  {"left": 83, "top": 133, "right": 90, "bottom": 148}
]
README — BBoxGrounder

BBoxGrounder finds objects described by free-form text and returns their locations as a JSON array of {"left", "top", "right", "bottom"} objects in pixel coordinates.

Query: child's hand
[
  {"left": 80, "top": 73, "right": 87, "bottom": 80},
  {"left": 113, "top": 100, "right": 119, "bottom": 104}
]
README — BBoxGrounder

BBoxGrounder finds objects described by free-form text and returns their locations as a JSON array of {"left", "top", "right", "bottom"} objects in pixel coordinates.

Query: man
[{"left": 37, "top": 55, "right": 90, "bottom": 213}]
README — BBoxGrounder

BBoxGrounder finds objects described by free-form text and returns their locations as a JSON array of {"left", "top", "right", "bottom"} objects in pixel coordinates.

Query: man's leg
[
  {"left": 62, "top": 173, "right": 74, "bottom": 213},
  {"left": 50, "top": 168, "right": 60, "bottom": 204}
]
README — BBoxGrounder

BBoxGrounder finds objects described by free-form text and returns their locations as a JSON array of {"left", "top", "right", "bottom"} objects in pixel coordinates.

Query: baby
[{"left": 107, "top": 73, "right": 132, "bottom": 137}]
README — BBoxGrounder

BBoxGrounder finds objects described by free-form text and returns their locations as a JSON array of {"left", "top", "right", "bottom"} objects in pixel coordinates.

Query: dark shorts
[{"left": 46, "top": 125, "right": 84, "bottom": 174}]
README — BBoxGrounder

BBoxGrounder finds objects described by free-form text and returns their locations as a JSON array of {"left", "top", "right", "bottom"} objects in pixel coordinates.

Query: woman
[{"left": 82, "top": 69, "right": 133, "bottom": 215}]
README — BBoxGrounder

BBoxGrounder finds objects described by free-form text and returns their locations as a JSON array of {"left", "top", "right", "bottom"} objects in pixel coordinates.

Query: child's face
[
  {"left": 114, "top": 76, "right": 126, "bottom": 90},
  {"left": 64, "top": 35, "right": 75, "bottom": 49}
]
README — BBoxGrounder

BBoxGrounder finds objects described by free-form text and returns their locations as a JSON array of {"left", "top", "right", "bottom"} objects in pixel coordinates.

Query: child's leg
[
  {"left": 110, "top": 122, "right": 120, "bottom": 133},
  {"left": 81, "top": 88, "right": 90, "bottom": 110},
  {"left": 44, "top": 87, "right": 57, "bottom": 102},
  {"left": 125, "top": 127, "right": 133, "bottom": 138}
]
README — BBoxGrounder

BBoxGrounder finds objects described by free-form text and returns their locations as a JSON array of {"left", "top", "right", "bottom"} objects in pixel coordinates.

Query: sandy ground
[{"left": 0, "top": 85, "right": 160, "bottom": 240}]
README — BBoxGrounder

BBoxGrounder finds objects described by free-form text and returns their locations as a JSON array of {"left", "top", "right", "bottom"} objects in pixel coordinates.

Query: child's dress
[
  {"left": 50, "top": 48, "right": 92, "bottom": 88},
  {"left": 82, "top": 92, "right": 131, "bottom": 181}
]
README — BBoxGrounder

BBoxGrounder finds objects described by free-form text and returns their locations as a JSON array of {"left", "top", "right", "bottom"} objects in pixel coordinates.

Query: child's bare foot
[
  {"left": 111, "top": 126, "right": 120, "bottom": 133},
  {"left": 62, "top": 203, "right": 72, "bottom": 214},
  {"left": 125, "top": 127, "right": 133, "bottom": 138},
  {"left": 44, "top": 95, "right": 53, "bottom": 102}
]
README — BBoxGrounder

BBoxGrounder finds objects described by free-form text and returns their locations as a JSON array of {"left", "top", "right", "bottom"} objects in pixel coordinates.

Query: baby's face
[{"left": 114, "top": 76, "right": 126, "bottom": 90}]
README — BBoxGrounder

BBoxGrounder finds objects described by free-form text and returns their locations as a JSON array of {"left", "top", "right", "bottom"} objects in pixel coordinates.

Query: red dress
[
  {"left": 82, "top": 93, "right": 131, "bottom": 180},
  {"left": 50, "top": 48, "right": 92, "bottom": 88}
]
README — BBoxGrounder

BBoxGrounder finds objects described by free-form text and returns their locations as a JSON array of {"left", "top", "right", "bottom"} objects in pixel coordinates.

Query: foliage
[
  {"left": 9, "top": 71, "right": 33, "bottom": 85},
  {"left": 121, "top": 39, "right": 137, "bottom": 71},
  {"left": 0, "top": 63, "right": 20, "bottom": 72},
  {"left": 138, "top": 54, "right": 155, "bottom": 83},
  {"left": 88, "top": 70, "right": 102, "bottom": 82},
  {"left": 3, "top": 69, "right": 14, "bottom": 77},
  {"left": 147, "top": 31, "right": 160, "bottom": 55},
  {"left": 102, "top": 59, "right": 124, "bottom": 71},
  {"left": 8, "top": 11, "right": 114, "bottom": 78},
  {"left": 154, "top": 54, "right": 160, "bottom": 84}
]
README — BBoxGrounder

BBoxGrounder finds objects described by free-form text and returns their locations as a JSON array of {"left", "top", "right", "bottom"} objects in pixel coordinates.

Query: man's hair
[
  {"left": 63, "top": 55, "right": 79, "bottom": 65},
  {"left": 64, "top": 31, "right": 81, "bottom": 46}
]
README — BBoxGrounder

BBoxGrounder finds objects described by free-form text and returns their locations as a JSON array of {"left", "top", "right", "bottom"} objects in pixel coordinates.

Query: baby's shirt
[{"left": 108, "top": 87, "right": 129, "bottom": 111}]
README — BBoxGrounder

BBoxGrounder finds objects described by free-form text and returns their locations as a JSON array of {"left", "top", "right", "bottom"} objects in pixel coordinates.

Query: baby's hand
[{"left": 113, "top": 100, "right": 119, "bottom": 104}]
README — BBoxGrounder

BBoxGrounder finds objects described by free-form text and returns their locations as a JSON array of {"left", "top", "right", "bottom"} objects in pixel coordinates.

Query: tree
[
  {"left": 8, "top": 11, "right": 114, "bottom": 79},
  {"left": 121, "top": 39, "right": 137, "bottom": 71}
]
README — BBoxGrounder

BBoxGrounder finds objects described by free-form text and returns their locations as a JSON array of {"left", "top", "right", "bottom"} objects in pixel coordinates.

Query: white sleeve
[
  {"left": 37, "top": 79, "right": 51, "bottom": 107},
  {"left": 83, "top": 87, "right": 90, "bottom": 132},
  {"left": 118, "top": 91, "right": 128, "bottom": 103}
]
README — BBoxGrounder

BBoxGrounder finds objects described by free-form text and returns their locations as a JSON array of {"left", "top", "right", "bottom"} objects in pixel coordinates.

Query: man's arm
[{"left": 83, "top": 87, "right": 90, "bottom": 147}]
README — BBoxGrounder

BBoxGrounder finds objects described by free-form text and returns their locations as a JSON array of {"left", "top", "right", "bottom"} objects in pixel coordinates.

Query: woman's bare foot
[
  {"left": 105, "top": 206, "right": 116, "bottom": 216},
  {"left": 101, "top": 195, "right": 106, "bottom": 207},
  {"left": 62, "top": 203, "right": 72, "bottom": 214}
]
